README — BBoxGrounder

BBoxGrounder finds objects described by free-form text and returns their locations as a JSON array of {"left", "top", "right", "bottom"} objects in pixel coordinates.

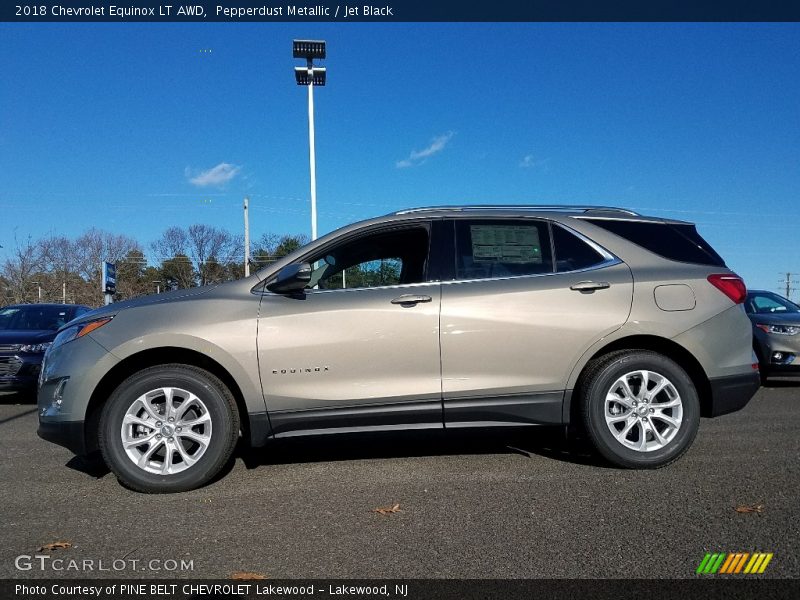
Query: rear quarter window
[
  {"left": 583, "top": 219, "right": 726, "bottom": 267},
  {"left": 552, "top": 225, "right": 607, "bottom": 272}
]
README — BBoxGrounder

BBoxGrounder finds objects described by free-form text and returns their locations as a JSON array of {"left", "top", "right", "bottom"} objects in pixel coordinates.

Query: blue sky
[{"left": 1, "top": 23, "right": 799, "bottom": 295}]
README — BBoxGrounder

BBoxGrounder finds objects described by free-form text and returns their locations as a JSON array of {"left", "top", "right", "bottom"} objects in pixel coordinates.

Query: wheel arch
[
  {"left": 84, "top": 347, "right": 251, "bottom": 454},
  {"left": 568, "top": 335, "right": 713, "bottom": 425}
]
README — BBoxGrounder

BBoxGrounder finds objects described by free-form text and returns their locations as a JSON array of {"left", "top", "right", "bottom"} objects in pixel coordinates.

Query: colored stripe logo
[{"left": 696, "top": 552, "right": 773, "bottom": 574}]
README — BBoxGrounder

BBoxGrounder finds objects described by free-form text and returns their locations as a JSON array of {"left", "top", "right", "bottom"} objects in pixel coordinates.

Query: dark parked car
[
  {"left": 0, "top": 303, "right": 92, "bottom": 396},
  {"left": 745, "top": 290, "right": 800, "bottom": 381}
]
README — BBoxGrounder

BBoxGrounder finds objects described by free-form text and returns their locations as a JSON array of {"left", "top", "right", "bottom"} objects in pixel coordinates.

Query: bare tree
[
  {"left": 74, "top": 228, "right": 142, "bottom": 280},
  {"left": 152, "top": 228, "right": 195, "bottom": 289},
  {"left": 252, "top": 233, "right": 310, "bottom": 268},
  {"left": 153, "top": 225, "right": 242, "bottom": 287},
  {"left": 152, "top": 227, "right": 188, "bottom": 261},
  {"left": 187, "top": 224, "right": 243, "bottom": 286},
  {"left": 39, "top": 235, "right": 77, "bottom": 302},
  {"left": 1, "top": 234, "right": 42, "bottom": 303},
  {"left": 36, "top": 230, "right": 141, "bottom": 305}
]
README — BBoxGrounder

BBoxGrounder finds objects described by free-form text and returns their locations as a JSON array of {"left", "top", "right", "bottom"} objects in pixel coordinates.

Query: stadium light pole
[
  {"left": 293, "top": 39, "right": 326, "bottom": 241},
  {"left": 243, "top": 196, "right": 250, "bottom": 277}
]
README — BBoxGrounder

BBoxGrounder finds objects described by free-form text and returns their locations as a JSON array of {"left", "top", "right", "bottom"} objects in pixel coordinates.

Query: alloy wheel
[
  {"left": 604, "top": 370, "right": 683, "bottom": 452},
  {"left": 120, "top": 387, "right": 212, "bottom": 475}
]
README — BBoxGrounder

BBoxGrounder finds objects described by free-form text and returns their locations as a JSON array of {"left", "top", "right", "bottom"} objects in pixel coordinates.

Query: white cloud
[
  {"left": 519, "top": 154, "right": 550, "bottom": 172},
  {"left": 396, "top": 132, "right": 454, "bottom": 168},
  {"left": 187, "top": 162, "right": 241, "bottom": 187}
]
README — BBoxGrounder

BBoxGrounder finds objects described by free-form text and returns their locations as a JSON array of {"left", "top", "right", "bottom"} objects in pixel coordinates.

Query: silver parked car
[
  {"left": 745, "top": 290, "right": 800, "bottom": 381},
  {"left": 38, "top": 206, "right": 760, "bottom": 493}
]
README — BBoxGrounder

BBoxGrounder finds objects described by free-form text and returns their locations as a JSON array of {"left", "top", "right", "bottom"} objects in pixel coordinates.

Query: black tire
[
  {"left": 99, "top": 364, "right": 239, "bottom": 493},
  {"left": 579, "top": 350, "right": 700, "bottom": 469}
]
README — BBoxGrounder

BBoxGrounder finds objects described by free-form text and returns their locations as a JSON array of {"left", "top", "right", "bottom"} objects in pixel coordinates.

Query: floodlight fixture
[
  {"left": 294, "top": 67, "right": 327, "bottom": 86},
  {"left": 293, "top": 40, "right": 326, "bottom": 60}
]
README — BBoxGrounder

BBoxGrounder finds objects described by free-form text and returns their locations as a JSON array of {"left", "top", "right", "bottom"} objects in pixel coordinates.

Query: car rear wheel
[
  {"left": 99, "top": 364, "right": 239, "bottom": 493},
  {"left": 579, "top": 350, "right": 700, "bottom": 469}
]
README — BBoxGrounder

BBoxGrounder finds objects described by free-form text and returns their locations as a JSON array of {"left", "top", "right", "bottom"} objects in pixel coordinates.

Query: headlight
[
  {"left": 51, "top": 317, "right": 114, "bottom": 350},
  {"left": 19, "top": 342, "right": 52, "bottom": 353},
  {"left": 756, "top": 323, "right": 800, "bottom": 336}
]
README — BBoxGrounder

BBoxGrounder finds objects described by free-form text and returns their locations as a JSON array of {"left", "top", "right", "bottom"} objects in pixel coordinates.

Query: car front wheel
[
  {"left": 580, "top": 350, "right": 700, "bottom": 469},
  {"left": 99, "top": 364, "right": 239, "bottom": 493}
]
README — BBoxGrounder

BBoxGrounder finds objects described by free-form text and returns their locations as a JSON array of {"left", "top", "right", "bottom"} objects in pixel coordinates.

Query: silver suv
[{"left": 38, "top": 206, "right": 760, "bottom": 493}]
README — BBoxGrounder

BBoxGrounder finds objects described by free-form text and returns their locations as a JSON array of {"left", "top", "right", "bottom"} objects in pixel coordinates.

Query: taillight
[{"left": 707, "top": 273, "right": 747, "bottom": 304}]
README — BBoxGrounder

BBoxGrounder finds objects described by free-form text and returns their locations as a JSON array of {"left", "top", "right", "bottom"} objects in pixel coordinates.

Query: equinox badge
[{"left": 272, "top": 366, "right": 330, "bottom": 375}]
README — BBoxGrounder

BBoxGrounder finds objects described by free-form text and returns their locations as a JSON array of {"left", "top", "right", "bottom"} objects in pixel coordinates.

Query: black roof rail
[{"left": 393, "top": 205, "right": 640, "bottom": 216}]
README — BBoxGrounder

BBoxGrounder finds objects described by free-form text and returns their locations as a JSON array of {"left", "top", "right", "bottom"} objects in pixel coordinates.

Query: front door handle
[
  {"left": 391, "top": 294, "right": 432, "bottom": 305},
  {"left": 570, "top": 281, "right": 611, "bottom": 292}
]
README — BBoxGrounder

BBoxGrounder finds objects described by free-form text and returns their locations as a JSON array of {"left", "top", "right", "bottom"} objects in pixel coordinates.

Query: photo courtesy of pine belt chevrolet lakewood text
[{"left": 37, "top": 206, "right": 761, "bottom": 493}]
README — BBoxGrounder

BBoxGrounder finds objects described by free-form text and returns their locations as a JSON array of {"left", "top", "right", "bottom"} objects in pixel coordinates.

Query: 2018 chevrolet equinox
[{"left": 38, "top": 206, "right": 760, "bottom": 493}]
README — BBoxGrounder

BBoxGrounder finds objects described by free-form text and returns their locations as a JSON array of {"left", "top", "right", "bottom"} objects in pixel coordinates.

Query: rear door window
[{"left": 454, "top": 220, "right": 553, "bottom": 280}]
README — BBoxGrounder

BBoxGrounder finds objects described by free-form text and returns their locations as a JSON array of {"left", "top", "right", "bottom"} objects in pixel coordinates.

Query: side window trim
[
  {"left": 305, "top": 279, "right": 440, "bottom": 295},
  {"left": 441, "top": 260, "right": 622, "bottom": 286},
  {"left": 548, "top": 221, "right": 557, "bottom": 274}
]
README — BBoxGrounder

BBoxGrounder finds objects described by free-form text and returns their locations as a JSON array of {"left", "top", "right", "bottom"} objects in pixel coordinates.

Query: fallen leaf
[
  {"left": 735, "top": 504, "right": 764, "bottom": 514},
  {"left": 38, "top": 541, "right": 72, "bottom": 553},
  {"left": 231, "top": 571, "right": 267, "bottom": 580},
  {"left": 373, "top": 503, "right": 402, "bottom": 516}
]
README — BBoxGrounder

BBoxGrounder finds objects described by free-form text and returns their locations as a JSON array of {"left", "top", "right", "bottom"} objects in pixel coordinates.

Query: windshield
[
  {"left": 0, "top": 306, "right": 73, "bottom": 331},
  {"left": 745, "top": 292, "right": 800, "bottom": 315}
]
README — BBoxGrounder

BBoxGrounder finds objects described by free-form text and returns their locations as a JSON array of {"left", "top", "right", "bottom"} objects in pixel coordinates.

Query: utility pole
[
  {"left": 779, "top": 272, "right": 798, "bottom": 301},
  {"left": 244, "top": 197, "right": 250, "bottom": 277},
  {"left": 62, "top": 282, "right": 66, "bottom": 303}
]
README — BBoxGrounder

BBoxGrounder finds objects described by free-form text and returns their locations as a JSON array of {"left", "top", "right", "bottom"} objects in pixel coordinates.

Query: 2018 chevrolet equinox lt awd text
[{"left": 38, "top": 206, "right": 760, "bottom": 493}]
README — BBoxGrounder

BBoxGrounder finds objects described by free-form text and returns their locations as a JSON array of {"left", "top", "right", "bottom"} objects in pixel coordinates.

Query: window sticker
[{"left": 470, "top": 225, "right": 542, "bottom": 264}]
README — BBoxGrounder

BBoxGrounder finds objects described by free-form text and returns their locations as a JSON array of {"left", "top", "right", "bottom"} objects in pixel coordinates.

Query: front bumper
[
  {"left": 708, "top": 371, "right": 761, "bottom": 417},
  {"left": 37, "top": 335, "right": 119, "bottom": 456},
  {"left": 753, "top": 326, "right": 800, "bottom": 368},
  {"left": 762, "top": 363, "right": 800, "bottom": 375},
  {"left": 37, "top": 419, "right": 87, "bottom": 455}
]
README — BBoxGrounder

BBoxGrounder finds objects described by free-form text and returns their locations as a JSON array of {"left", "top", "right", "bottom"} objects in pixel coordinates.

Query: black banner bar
[
  {"left": 3, "top": 579, "right": 800, "bottom": 600},
  {"left": 3, "top": 0, "right": 800, "bottom": 23}
]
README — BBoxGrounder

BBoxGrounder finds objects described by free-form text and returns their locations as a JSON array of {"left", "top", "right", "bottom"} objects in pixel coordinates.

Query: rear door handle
[
  {"left": 391, "top": 294, "right": 432, "bottom": 305},
  {"left": 570, "top": 281, "right": 610, "bottom": 292}
]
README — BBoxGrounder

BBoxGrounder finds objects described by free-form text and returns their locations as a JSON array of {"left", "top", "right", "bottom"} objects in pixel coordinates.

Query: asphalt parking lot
[{"left": 1, "top": 381, "right": 798, "bottom": 580}]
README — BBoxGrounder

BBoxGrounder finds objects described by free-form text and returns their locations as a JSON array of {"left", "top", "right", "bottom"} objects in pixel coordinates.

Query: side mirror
[{"left": 267, "top": 262, "right": 312, "bottom": 294}]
